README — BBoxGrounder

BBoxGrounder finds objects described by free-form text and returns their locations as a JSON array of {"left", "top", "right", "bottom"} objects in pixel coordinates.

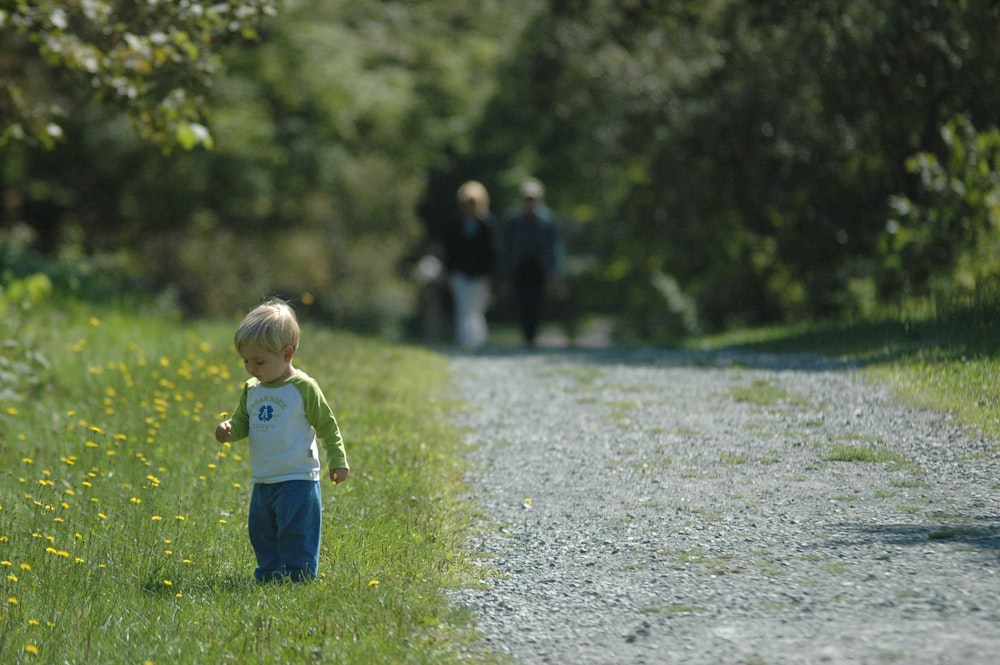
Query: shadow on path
[{"left": 821, "top": 519, "right": 1000, "bottom": 553}]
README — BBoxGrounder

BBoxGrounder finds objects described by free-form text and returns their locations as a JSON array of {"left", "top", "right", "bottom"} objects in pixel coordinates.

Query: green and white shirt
[{"left": 226, "top": 370, "right": 347, "bottom": 484}]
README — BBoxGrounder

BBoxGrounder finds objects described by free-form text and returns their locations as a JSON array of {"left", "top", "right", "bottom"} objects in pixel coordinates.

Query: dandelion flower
[
  {"left": 368, "top": 579, "right": 380, "bottom": 588},
  {"left": 25, "top": 644, "right": 39, "bottom": 655},
  {"left": 163, "top": 580, "right": 172, "bottom": 587}
]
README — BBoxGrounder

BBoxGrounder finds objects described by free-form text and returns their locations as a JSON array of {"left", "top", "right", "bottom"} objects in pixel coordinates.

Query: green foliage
[
  {"left": 4, "top": 0, "right": 1000, "bottom": 340},
  {"left": 0, "top": 299, "right": 499, "bottom": 664},
  {"left": 883, "top": 116, "right": 1000, "bottom": 300},
  {"left": 0, "top": 0, "right": 277, "bottom": 149},
  {"left": 469, "top": 0, "right": 1000, "bottom": 335},
  {"left": 0, "top": 272, "right": 53, "bottom": 406},
  {"left": 0, "top": 271, "right": 52, "bottom": 309},
  {"left": 0, "top": 223, "right": 138, "bottom": 302},
  {"left": 1, "top": 0, "right": 528, "bottom": 333}
]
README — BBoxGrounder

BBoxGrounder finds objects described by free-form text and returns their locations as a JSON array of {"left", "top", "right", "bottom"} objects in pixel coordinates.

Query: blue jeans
[{"left": 248, "top": 480, "right": 322, "bottom": 582}]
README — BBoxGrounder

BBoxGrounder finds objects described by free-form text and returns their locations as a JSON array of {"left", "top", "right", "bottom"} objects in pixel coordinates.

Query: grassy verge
[
  {"left": 5, "top": 290, "right": 998, "bottom": 663},
  {"left": 692, "top": 300, "right": 1000, "bottom": 442},
  {"left": 0, "top": 299, "right": 500, "bottom": 664}
]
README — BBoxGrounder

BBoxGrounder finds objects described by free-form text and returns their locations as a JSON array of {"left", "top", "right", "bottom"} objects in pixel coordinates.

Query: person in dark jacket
[
  {"left": 500, "top": 177, "right": 564, "bottom": 347},
  {"left": 443, "top": 180, "right": 497, "bottom": 349}
]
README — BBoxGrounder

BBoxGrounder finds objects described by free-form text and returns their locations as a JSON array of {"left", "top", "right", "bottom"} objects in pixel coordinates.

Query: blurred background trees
[{"left": 2, "top": 0, "right": 998, "bottom": 342}]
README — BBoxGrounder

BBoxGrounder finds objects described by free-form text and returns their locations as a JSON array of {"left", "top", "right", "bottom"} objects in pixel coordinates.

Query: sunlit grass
[
  {"left": 0, "top": 300, "right": 500, "bottom": 664},
  {"left": 692, "top": 297, "right": 1000, "bottom": 443}
]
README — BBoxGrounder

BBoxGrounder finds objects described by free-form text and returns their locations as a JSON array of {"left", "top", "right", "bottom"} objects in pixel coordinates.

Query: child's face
[{"left": 239, "top": 345, "right": 294, "bottom": 384}]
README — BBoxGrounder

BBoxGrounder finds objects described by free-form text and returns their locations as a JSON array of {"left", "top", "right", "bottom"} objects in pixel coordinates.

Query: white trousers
[{"left": 449, "top": 273, "right": 490, "bottom": 349}]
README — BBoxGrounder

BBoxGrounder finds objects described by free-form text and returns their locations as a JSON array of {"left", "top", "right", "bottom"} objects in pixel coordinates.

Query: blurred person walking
[
  {"left": 500, "top": 177, "right": 564, "bottom": 347},
  {"left": 443, "top": 180, "right": 497, "bottom": 350}
]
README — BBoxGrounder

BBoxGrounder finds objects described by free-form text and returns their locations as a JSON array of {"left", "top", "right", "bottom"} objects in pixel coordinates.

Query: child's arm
[
  {"left": 215, "top": 384, "right": 251, "bottom": 443},
  {"left": 296, "top": 375, "right": 349, "bottom": 482}
]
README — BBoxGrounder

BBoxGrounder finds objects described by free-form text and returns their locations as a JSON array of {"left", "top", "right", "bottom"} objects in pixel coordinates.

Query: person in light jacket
[{"left": 443, "top": 180, "right": 497, "bottom": 350}]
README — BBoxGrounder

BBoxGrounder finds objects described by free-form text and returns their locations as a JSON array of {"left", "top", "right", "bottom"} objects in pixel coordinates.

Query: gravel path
[{"left": 446, "top": 347, "right": 1000, "bottom": 665}]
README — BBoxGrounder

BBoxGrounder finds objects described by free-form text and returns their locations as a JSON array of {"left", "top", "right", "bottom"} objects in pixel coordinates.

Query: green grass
[
  {"left": 823, "top": 444, "right": 917, "bottom": 471},
  {"left": 728, "top": 379, "right": 808, "bottom": 407},
  {"left": 7, "top": 287, "right": 1000, "bottom": 663},
  {"left": 694, "top": 299, "right": 1000, "bottom": 443},
  {"left": 0, "top": 299, "right": 500, "bottom": 665}
]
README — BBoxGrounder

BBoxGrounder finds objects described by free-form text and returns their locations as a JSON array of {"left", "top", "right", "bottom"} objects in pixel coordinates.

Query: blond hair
[
  {"left": 234, "top": 297, "right": 300, "bottom": 355},
  {"left": 456, "top": 180, "right": 490, "bottom": 219}
]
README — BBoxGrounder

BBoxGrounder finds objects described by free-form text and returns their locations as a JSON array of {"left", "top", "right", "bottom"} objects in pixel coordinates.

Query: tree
[
  {"left": 0, "top": 0, "right": 277, "bottom": 150},
  {"left": 883, "top": 116, "right": 1000, "bottom": 300}
]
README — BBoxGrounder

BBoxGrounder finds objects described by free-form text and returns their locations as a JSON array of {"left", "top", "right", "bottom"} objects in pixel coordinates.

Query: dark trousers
[
  {"left": 248, "top": 480, "right": 322, "bottom": 582},
  {"left": 514, "top": 262, "right": 547, "bottom": 345}
]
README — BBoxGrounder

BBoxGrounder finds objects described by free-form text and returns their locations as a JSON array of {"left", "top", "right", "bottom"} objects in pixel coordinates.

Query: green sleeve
[
  {"left": 295, "top": 375, "right": 348, "bottom": 469},
  {"left": 227, "top": 382, "right": 252, "bottom": 442}
]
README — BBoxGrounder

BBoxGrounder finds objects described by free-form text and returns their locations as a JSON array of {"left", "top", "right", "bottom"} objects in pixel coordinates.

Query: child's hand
[
  {"left": 215, "top": 421, "right": 232, "bottom": 443},
  {"left": 330, "top": 467, "right": 349, "bottom": 484}
]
